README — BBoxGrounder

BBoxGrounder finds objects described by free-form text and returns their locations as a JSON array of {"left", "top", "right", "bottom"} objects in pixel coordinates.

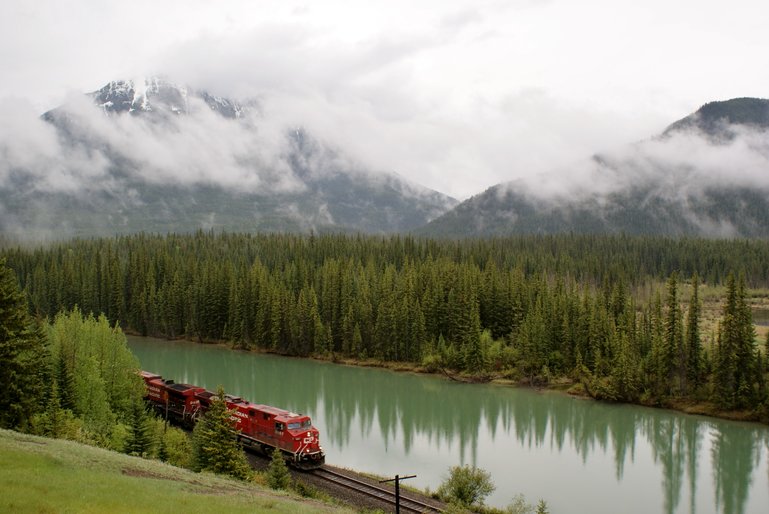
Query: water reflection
[
  {"left": 711, "top": 425, "right": 762, "bottom": 514},
  {"left": 128, "top": 337, "right": 769, "bottom": 514}
]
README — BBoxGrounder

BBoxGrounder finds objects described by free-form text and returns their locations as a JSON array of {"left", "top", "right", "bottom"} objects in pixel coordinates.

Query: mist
[
  {"left": 0, "top": 81, "right": 462, "bottom": 240},
  {"left": 498, "top": 124, "right": 769, "bottom": 203},
  {"left": 0, "top": 95, "right": 301, "bottom": 197}
]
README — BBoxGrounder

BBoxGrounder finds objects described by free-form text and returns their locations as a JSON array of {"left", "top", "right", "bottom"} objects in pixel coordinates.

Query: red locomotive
[{"left": 140, "top": 371, "right": 325, "bottom": 470}]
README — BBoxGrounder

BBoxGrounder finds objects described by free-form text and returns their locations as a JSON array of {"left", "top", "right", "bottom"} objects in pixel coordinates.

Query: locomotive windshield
[{"left": 287, "top": 419, "right": 312, "bottom": 430}]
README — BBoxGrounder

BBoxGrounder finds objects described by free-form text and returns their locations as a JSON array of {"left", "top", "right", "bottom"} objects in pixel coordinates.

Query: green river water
[{"left": 127, "top": 336, "right": 769, "bottom": 514}]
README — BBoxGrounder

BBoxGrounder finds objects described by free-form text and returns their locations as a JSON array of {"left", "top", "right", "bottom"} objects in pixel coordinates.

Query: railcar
[
  {"left": 139, "top": 371, "right": 325, "bottom": 470},
  {"left": 140, "top": 371, "right": 205, "bottom": 428}
]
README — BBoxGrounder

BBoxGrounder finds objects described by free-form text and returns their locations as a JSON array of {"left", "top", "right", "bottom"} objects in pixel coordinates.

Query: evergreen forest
[{"left": 3, "top": 231, "right": 768, "bottom": 417}]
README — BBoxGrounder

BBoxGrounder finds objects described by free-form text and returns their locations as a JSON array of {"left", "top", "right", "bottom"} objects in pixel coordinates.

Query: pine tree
[
  {"left": 447, "top": 281, "right": 482, "bottom": 371},
  {"left": 55, "top": 350, "right": 76, "bottom": 411},
  {"left": 0, "top": 258, "right": 49, "bottom": 430},
  {"left": 191, "top": 386, "right": 251, "bottom": 480},
  {"left": 685, "top": 273, "right": 703, "bottom": 393},
  {"left": 124, "top": 399, "right": 153, "bottom": 457},
  {"left": 713, "top": 273, "right": 758, "bottom": 409},
  {"left": 611, "top": 331, "right": 640, "bottom": 402},
  {"left": 662, "top": 272, "right": 684, "bottom": 395},
  {"left": 516, "top": 307, "right": 546, "bottom": 384},
  {"left": 733, "top": 275, "right": 757, "bottom": 407},
  {"left": 648, "top": 291, "right": 666, "bottom": 397},
  {"left": 765, "top": 330, "right": 769, "bottom": 369},
  {"left": 157, "top": 433, "right": 169, "bottom": 462},
  {"left": 38, "top": 378, "right": 66, "bottom": 438},
  {"left": 266, "top": 447, "right": 292, "bottom": 490}
]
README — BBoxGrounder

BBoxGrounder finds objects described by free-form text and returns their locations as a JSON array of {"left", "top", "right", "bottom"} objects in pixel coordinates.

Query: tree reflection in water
[{"left": 129, "top": 336, "right": 769, "bottom": 514}]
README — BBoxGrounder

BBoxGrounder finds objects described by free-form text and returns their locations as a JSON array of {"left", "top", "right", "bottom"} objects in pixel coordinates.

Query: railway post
[{"left": 379, "top": 474, "right": 416, "bottom": 514}]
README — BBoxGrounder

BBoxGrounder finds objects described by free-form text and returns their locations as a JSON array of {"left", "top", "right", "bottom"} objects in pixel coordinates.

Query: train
[{"left": 140, "top": 371, "right": 325, "bottom": 470}]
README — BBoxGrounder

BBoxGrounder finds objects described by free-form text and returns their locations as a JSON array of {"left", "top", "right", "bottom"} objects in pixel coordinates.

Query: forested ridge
[{"left": 3, "top": 232, "right": 768, "bottom": 416}]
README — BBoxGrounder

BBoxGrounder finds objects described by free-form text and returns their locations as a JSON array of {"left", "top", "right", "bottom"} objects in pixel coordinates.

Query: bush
[
  {"left": 29, "top": 408, "right": 84, "bottom": 441},
  {"left": 421, "top": 352, "right": 443, "bottom": 373},
  {"left": 157, "top": 423, "right": 193, "bottom": 469},
  {"left": 109, "top": 423, "right": 129, "bottom": 452},
  {"left": 437, "top": 465, "right": 495, "bottom": 509},
  {"left": 293, "top": 480, "right": 328, "bottom": 500}
]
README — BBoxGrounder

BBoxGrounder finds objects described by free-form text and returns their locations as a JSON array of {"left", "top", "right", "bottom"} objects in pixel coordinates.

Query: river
[{"left": 127, "top": 336, "right": 769, "bottom": 514}]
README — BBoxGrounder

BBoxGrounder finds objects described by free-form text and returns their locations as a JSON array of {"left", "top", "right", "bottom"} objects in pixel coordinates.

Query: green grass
[{"left": 0, "top": 429, "right": 351, "bottom": 514}]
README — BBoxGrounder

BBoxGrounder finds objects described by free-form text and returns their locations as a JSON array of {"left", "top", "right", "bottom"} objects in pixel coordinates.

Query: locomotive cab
[{"left": 275, "top": 412, "right": 325, "bottom": 470}]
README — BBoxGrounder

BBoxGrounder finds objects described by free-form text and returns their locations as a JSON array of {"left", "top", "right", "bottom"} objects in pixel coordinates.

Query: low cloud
[
  {"left": 0, "top": 90, "right": 312, "bottom": 198},
  {"left": 0, "top": 80, "right": 461, "bottom": 240},
  {"left": 502, "top": 124, "right": 769, "bottom": 202}
]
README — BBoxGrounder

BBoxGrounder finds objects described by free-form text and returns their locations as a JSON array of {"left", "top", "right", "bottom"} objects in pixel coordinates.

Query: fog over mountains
[
  {"left": 420, "top": 98, "right": 769, "bottom": 238},
  {"left": 0, "top": 77, "right": 457, "bottom": 239},
  {"left": 1, "top": 80, "right": 768, "bottom": 240}
]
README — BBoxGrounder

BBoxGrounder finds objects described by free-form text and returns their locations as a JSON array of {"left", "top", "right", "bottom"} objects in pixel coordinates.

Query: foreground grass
[{"left": 0, "top": 429, "right": 351, "bottom": 514}]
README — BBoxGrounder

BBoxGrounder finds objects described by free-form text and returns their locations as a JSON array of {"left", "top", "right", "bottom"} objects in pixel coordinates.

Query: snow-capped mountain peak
[{"left": 89, "top": 77, "right": 245, "bottom": 119}]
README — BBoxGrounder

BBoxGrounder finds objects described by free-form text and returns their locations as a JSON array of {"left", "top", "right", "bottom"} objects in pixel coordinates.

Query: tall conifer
[
  {"left": 0, "top": 258, "right": 49, "bottom": 429},
  {"left": 191, "top": 386, "right": 251, "bottom": 480},
  {"left": 685, "top": 273, "right": 702, "bottom": 392}
]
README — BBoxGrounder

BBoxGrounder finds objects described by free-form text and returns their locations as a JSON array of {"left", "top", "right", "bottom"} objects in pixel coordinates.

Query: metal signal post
[{"left": 379, "top": 474, "right": 416, "bottom": 514}]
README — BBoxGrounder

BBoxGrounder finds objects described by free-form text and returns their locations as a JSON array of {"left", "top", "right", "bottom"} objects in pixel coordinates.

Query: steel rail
[{"left": 312, "top": 467, "right": 443, "bottom": 513}]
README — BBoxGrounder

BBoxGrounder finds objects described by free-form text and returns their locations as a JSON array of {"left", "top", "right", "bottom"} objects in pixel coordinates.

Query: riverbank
[
  {"left": 128, "top": 331, "right": 769, "bottom": 426},
  {"left": 300, "top": 351, "right": 769, "bottom": 425}
]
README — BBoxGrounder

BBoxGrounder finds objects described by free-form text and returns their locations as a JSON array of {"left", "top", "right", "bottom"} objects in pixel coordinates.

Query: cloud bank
[
  {"left": 502, "top": 125, "right": 769, "bottom": 203},
  {"left": 13, "top": 0, "right": 769, "bottom": 199},
  {"left": 1, "top": 91, "right": 318, "bottom": 198}
]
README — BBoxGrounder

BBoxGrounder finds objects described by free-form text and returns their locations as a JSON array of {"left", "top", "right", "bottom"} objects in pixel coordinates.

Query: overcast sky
[{"left": 2, "top": 0, "right": 768, "bottom": 199}]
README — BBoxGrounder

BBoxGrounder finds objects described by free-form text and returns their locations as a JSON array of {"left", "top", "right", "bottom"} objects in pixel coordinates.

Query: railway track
[{"left": 312, "top": 467, "right": 443, "bottom": 513}]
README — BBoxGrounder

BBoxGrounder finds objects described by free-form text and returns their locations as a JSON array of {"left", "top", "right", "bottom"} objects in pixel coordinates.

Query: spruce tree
[
  {"left": 714, "top": 274, "right": 738, "bottom": 408},
  {"left": 713, "top": 273, "right": 758, "bottom": 409},
  {"left": 124, "top": 399, "right": 153, "bottom": 457},
  {"left": 685, "top": 273, "right": 702, "bottom": 392},
  {"left": 55, "top": 351, "right": 76, "bottom": 411},
  {"left": 266, "top": 447, "right": 292, "bottom": 490},
  {"left": 733, "top": 275, "right": 757, "bottom": 407},
  {"left": 191, "top": 386, "right": 251, "bottom": 480},
  {"left": 764, "top": 331, "right": 769, "bottom": 369},
  {"left": 611, "top": 331, "right": 640, "bottom": 402},
  {"left": 39, "top": 378, "right": 66, "bottom": 438},
  {"left": 662, "top": 272, "right": 684, "bottom": 395},
  {"left": 0, "top": 258, "right": 49, "bottom": 430}
]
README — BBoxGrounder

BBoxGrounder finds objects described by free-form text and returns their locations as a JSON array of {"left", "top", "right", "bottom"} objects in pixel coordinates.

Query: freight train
[{"left": 140, "top": 371, "right": 325, "bottom": 470}]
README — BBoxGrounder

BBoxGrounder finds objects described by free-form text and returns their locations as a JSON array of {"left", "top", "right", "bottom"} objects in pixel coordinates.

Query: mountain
[
  {"left": 662, "top": 97, "right": 769, "bottom": 139},
  {"left": 1, "top": 78, "right": 457, "bottom": 239},
  {"left": 419, "top": 98, "right": 769, "bottom": 238},
  {"left": 88, "top": 78, "right": 248, "bottom": 118}
]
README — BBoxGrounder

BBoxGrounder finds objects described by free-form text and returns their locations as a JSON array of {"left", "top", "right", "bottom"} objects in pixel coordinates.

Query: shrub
[{"left": 437, "top": 465, "right": 495, "bottom": 509}]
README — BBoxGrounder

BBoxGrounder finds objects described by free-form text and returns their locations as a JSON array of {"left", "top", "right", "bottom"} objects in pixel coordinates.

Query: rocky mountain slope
[
  {"left": 1, "top": 78, "right": 456, "bottom": 239},
  {"left": 419, "top": 98, "right": 769, "bottom": 238}
]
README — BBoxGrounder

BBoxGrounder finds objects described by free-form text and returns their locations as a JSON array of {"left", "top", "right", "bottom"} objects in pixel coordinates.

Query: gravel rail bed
[{"left": 245, "top": 450, "right": 446, "bottom": 512}]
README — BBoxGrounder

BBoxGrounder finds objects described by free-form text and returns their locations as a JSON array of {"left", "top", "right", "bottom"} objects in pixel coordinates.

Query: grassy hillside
[{"left": 0, "top": 429, "right": 350, "bottom": 514}]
